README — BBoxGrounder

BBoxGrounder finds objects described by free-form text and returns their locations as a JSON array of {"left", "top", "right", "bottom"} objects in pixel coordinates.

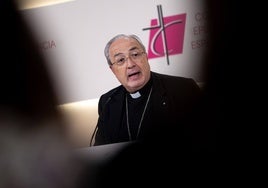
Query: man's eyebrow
[
  {"left": 113, "top": 47, "right": 140, "bottom": 57},
  {"left": 114, "top": 52, "right": 124, "bottom": 57}
]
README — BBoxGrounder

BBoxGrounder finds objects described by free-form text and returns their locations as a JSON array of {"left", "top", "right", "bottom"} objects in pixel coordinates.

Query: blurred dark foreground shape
[{"left": 0, "top": 1, "right": 91, "bottom": 188}]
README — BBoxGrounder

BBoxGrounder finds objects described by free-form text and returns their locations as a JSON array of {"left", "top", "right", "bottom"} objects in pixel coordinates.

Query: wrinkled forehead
[{"left": 109, "top": 37, "right": 142, "bottom": 55}]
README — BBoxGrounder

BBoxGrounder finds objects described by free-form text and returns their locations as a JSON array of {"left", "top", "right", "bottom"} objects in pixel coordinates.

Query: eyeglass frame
[{"left": 110, "top": 51, "right": 146, "bottom": 67}]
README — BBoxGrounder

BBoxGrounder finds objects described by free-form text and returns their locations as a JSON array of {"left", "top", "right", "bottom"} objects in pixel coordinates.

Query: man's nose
[{"left": 126, "top": 56, "right": 136, "bottom": 67}]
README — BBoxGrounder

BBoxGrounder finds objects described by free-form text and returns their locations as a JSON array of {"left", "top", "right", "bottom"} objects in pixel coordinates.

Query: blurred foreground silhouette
[{"left": 0, "top": 1, "right": 87, "bottom": 187}]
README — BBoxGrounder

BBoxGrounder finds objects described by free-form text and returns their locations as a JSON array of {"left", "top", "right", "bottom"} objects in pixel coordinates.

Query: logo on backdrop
[{"left": 143, "top": 5, "right": 186, "bottom": 65}]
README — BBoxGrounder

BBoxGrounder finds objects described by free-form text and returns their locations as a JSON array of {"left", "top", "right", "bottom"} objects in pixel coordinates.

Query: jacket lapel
[
  {"left": 150, "top": 72, "right": 171, "bottom": 128},
  {"left": 106, "top": 87, "right": 126, "bottom": 142}
]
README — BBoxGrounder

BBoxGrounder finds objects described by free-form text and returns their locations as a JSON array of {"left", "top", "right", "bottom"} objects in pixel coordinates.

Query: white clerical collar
[{"left": 130, "top": 91, "right": 141, "bottom": 99}]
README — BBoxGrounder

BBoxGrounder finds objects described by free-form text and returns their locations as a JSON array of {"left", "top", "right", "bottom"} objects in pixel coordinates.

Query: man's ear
[{"left": 109, "top": 65, "right": 113, "bottom": 70}]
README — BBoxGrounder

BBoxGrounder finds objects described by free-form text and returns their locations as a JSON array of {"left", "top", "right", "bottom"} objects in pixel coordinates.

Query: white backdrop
[{"left": 21, "top": 0, "right": 209, "bottom": 104}]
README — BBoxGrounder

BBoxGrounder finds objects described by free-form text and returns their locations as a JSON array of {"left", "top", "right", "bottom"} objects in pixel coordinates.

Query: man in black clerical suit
[{"left": 93, "top": 34, "right": 204, "bottom": 150}]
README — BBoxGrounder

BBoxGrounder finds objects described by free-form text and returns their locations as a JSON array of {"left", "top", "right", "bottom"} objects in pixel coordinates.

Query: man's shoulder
[
  {"left": 101, "top": 85, "right": 124, "bottom": 98},
  {"left": 151, "top": 71, "right": 201, "bottom": 92},
  {"left": 152, "top": 71, "right": 194, "bottom": 83}
]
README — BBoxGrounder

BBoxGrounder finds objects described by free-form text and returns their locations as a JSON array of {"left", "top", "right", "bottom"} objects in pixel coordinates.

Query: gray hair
[{"left": 104, "top": 34, "right": 146, "bottom": 66}]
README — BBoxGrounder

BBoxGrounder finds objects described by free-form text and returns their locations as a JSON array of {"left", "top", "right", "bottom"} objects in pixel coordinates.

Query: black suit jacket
[{"left": 94, "top": 71, "right": 204, "bottom": 150}]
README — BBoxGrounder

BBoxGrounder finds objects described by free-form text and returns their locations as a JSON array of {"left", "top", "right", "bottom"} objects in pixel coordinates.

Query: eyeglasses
[{"left": 111, "top": 51, "right": 145, "bottom": 66}]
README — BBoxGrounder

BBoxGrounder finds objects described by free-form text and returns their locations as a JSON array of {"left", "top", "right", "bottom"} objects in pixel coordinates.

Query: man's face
[{"left": 109, "top": 37, "right": 151, "bottom": 93}]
